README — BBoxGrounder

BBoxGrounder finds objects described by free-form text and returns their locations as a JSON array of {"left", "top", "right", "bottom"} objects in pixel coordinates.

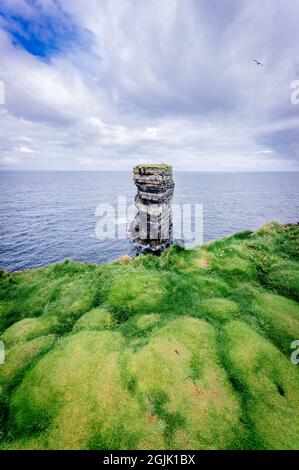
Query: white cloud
[
  {"left": 0, "top": 0, "right": 298, "bottom": 171},
  {"left": 17, "top": 144, "right": 35, "bottom": 153}
]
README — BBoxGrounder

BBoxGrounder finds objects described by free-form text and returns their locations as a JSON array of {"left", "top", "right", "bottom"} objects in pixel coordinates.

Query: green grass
[
  {"left": 225, "top": 320, "right": 299, "bottom": 449},
  {"left": 1, "top": 316, "right": 59, "bottom": 347},
  {"left": 196, "top": 298, "right": 240, "bottom": 322},
  {"left": 133, "top": 163, "right": 171, "bottom": 170},
  {"left": 0, "top": 221, "right": 298, "bottom": 449},
  {"left": 72, "top": 307, "right": 115, "bottom": 333}
]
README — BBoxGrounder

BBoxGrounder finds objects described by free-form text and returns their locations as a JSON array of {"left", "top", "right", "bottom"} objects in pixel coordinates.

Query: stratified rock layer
[{"left": 130, "top": 164, "right": 174, "bottom": 253}]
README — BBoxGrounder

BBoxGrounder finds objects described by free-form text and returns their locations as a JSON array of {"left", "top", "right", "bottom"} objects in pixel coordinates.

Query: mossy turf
[
  {"left": 133, "top": 163, "right": 171, "bottom": 170},
  {"left": 0, "top": 222, "right": 299, "bottom": 449}
]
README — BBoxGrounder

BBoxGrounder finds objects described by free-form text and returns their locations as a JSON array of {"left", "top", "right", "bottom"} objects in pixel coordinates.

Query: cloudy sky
[{"left": 0, "top": 0, "right": 298, "bottom": 171}]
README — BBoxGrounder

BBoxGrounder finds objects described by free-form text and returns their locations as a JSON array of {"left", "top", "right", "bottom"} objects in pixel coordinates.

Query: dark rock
[{"left": 130, "top": 164, "right": 175, "bottom": 254}]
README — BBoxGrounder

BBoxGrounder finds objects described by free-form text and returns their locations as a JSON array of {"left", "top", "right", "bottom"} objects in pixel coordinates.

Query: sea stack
[{"left": 130, "top": 164, "right": 175, "bottom": 254}]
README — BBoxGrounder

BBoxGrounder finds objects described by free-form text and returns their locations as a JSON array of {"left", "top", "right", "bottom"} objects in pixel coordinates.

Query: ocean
[{"left": 0, "top": 171, "right": 298, "bottom": 271}]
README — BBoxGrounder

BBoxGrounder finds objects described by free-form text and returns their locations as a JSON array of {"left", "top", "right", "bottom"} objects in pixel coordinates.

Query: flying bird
[{"left": 253, "top": 59, "right": 263, "bottom": 67}]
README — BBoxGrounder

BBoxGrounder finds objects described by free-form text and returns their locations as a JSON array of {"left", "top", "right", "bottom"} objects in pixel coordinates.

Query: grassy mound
[{"left": 0, "top": 222, "right": 298, "bottom": 449}]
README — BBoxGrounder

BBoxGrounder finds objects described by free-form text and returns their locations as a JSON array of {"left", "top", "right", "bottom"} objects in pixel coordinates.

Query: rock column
[{"left": 130, "top": 164, "right": 175, "bottom": 253}]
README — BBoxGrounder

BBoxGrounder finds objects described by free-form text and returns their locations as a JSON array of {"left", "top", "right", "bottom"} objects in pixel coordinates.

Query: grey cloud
[
  {"left": 257, "top": 127, "right": 299, "bottom": 160},
  {"left": 0, "top": 0, "right": 299, "bottom": 170}
]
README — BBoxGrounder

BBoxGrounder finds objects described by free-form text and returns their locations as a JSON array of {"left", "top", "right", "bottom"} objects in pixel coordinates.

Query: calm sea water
[{"left": 0, "top": 171, "right": 298, "bottom": 271}]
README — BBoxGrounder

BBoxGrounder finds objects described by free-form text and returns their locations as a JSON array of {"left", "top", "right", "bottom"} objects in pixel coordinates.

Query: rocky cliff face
[{"left": 130, "top": 164, "right": 175, "bottom": 253}]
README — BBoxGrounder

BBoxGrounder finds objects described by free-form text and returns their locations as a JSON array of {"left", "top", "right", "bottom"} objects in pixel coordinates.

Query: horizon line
[{"left": 1, "top": 169, "right": 299, "bottom": 173}]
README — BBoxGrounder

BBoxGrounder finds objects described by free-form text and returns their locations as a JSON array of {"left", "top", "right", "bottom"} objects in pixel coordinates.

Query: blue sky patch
[{"left": 0, "top": 2, "right": 90, "bottom": 60}]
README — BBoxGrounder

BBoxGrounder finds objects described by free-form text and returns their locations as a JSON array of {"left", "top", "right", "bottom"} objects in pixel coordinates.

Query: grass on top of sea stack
[
  {"left": 0, "top": 222, "right": 299, "bottom": 450},
  {"left": 133, "top": 163, "right": 171, "bottom": 170}
]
